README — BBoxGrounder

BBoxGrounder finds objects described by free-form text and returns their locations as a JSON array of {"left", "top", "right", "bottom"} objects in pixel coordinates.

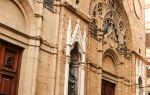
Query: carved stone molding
[{"left": 89, "top": 0, "right": 131, "bottom": 59}]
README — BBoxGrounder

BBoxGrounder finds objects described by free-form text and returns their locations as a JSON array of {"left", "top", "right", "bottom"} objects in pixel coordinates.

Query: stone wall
[{"left": 0, "top": 0, "right": 146, "bottom": 95}]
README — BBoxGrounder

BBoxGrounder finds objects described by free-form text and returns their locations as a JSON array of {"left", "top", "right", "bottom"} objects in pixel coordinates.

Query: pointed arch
[
  {"left": 64, "top": 18, "right": 87, "bottom": 95},
  {"left": 103, "top": 49, "right": 119, "bottom": 65},
  {"left": 89, "top": 0, "right": 132, "bottom": 51}
]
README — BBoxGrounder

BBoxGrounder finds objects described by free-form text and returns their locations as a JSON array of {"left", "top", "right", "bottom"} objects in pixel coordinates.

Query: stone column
[
  {"left": 79, "top": 62, "right": 86, "bottom": 95},
  {"left": 79, "top": 51, "right": 86, "bottom": 95},
  {"left": 64, "top": 42, "right": 71, "bottom": 95},
  {"left": 64, "top": 56, "right": 70, "bottom": 95},
  {"left": 64, "top": 17, "right": 71, "bottom": 95}
]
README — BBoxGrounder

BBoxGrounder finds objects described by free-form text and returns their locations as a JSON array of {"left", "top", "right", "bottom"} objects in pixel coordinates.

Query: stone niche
[{"left": 0, "top": 0, "right": 26, "bottom": 33}]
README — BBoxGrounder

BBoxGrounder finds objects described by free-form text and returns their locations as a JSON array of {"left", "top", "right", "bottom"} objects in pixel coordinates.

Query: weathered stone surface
[{"left": 0, "top": 0, "right": 146, "bottom": 95}]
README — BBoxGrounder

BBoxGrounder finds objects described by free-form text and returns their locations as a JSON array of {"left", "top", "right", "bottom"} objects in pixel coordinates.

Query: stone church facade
[{"left": 0, "top": 0, "right": 146, "bottom": 95}]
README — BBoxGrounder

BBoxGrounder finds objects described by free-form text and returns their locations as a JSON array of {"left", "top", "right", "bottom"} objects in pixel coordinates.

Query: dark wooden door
[
  {"left": 101, "top": 79, "right": 115, "bottom": 95},
  {"left": 0, "top": 40, "right": 23, "bottom": 95}
]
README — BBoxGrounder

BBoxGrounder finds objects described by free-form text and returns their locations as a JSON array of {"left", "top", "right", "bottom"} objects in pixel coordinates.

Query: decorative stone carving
[
  {"left": 91, "top": 2, "right": 104, "bottom": 19},
  {"left": 68, "top": 43, "right": 80, "bottom": 95},
  {"left": 89, "top": 19, "right": 98, "bottom": 37},
  {"left": 118, "top": 28, "right": 125, "bottom": 44},
  {"left": 90, "top": 0, "right": 131, "bottom": 58},
  {"left": 97, "top": 3, "right": 103, "bottom": 18},
  {"left": 92, "top": 5, "right": 97, "bottom": 17},
  {"left": 108, "top": 0, "right": 116, "bottom": 9},
  {"left": 64, "top": 18, "right": 87, "bottom": 95}
]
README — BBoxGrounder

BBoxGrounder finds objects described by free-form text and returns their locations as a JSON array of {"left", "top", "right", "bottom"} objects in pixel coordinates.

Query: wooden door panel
[
  {"left": 1, "top": 74, "right": 14, "bottom": 95},
  {"left": 0, "top": 46, "right": 5, "bottom": 70},
  {"left": 0, "top": 40, "right": 23, "bottom": 95},
  {"left": 101, "top": 80, "right": 115, "bottom": 95},
  {"left": 3, "top": 48, "right": 18, "bottom": 71}
]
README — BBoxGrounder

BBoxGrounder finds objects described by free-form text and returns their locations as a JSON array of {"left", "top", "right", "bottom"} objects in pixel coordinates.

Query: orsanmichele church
[{"left": 0, "top": 0, "right": 146, "bottom": 95}]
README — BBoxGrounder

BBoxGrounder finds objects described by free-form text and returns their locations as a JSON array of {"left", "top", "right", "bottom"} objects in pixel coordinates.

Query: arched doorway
[
  {"left": 101, "top": 49, "right": 118, "bottom": 95},
  {"left": 89, "top": 0, "right": 132, "bottom": 94}
]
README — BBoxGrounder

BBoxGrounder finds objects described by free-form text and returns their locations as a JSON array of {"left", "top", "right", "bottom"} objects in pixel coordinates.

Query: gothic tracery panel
[{"left": 89, "top": 0, "right": 131, "bottom": 58}]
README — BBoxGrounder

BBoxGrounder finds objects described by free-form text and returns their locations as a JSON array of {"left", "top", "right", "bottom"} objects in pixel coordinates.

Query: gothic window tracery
[
  {"left": 90, "top": 1, "right": 126, "bottom": 38},
  {"left": 89, "top": 19, "right": 98, "bottom": 37},
  {"left": 92, "top": 6, "right": 97, "bottom": 17},
  {"left": 90, "top": 0, "right": 131, "bottom": 57},
  {"left": 97, "top": 3, "right": 103, "bottom": 18},
  {"left": 108, "top": 0, "right": 115, "bottom": 9}
]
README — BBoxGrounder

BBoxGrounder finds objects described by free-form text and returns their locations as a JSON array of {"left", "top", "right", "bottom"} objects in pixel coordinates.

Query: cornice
[
  {"left": 0, "top": 23, "right": 57, "bottom": 48},
  {"left": 132, "top": 51, "right": 146, "bottom": 62}
]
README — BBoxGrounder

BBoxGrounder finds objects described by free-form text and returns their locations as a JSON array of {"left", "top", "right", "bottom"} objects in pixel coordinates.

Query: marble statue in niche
[
  {"left": 117, "top": 22, "right": 125, "bottom": 45},
  {"left": 138, "top": 76, "right": 143, "bottom": 95},
  {"left": 68, "top": 42, "right": 80, "bottom": 95}
]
